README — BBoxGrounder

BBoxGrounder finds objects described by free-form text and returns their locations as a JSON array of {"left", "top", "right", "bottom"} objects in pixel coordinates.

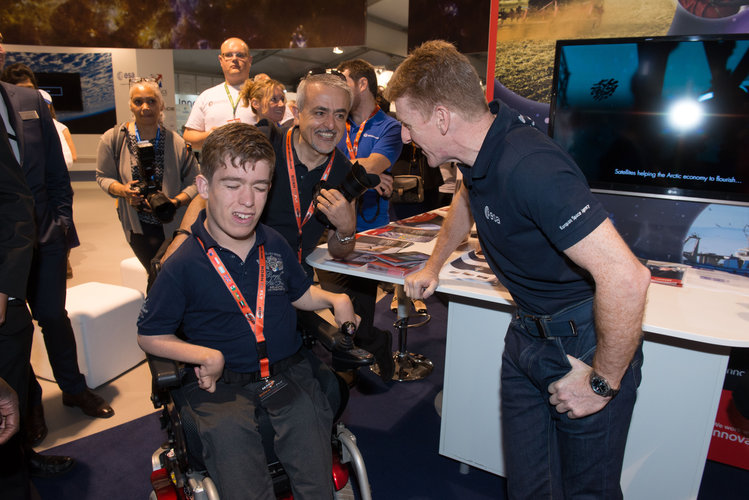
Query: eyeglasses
[
  {"left": 129, "top": 77, "right": 157, "bottom": 86},
  {"left": 305, "top": 68, "right": 346, "bottom": 82},
  {"left": 221, "top": 52, "right": 250, "bottom": 60}
]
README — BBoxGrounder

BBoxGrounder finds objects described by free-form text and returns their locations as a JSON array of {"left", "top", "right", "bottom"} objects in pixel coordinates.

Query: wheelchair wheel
[{"left": 334, "top": 478, "right": 355, "bottom": 500}]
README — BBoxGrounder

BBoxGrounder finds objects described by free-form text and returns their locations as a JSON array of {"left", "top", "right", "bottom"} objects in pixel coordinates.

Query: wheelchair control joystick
[
  {"left": 339, "top": 321, "right": 357, "bottom": 349},
  {"left": 333, "top": 321, "right": 374, "bottom": 368}
]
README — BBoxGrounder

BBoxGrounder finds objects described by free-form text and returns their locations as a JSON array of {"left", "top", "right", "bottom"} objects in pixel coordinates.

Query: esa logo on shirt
[{"left": 484, "top": 206, "right": 501, "bottom": 225}]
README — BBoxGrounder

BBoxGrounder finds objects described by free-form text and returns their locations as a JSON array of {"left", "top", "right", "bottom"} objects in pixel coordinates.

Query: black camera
[
  {"left": 133, "top": 142, "right": 176, "bottom": 223},
  {"left": 314, "top": 161, "right": 380, "bottom": 228}
]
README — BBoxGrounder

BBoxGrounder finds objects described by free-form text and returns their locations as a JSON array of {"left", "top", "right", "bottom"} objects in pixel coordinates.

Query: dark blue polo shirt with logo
[
  {"left": 458, "top": 101, "right": 608, "bottom": 315},
  {"left": 137, "top": 211, "right": 312, "bottom": 373}
]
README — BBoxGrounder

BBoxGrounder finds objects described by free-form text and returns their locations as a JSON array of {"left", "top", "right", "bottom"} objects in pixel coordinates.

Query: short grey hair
[
  {"left": 296, "top": 73, "right": 353, "bottom": 112},
  {"left": 129, "top": 80, "right": 165, "bottom": 124}
]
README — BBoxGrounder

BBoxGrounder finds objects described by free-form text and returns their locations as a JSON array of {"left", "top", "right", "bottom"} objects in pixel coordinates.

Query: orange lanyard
[
  {"left": 344, "top": 106, "right": 379, "bottom": 159},
  {"left": 284, "top": 128, "right": 334, "bottom": 262},
  {"left": 198, "top": 237, "right": 270, "bottom": 379}
]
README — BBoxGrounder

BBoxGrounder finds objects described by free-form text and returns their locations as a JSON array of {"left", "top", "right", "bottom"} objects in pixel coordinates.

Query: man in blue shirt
[
  {"left": 389, "top": 41, "right": 651, "bottom": 499},
  {"left": 138, "top": 123, "right": 358, "bottom": 499},
  {"left": 336, "top": 59, "right": 402, "bottom": 231}
]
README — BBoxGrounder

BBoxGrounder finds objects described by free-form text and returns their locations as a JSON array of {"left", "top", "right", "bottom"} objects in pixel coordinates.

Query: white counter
[{"left": 308, "top": 245, "right": 749, "bottom": 499}]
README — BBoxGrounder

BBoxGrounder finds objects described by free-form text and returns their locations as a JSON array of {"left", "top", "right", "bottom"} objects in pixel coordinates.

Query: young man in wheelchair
[{"left": 137, "top": 122, "right": 359, "bottom": 500}]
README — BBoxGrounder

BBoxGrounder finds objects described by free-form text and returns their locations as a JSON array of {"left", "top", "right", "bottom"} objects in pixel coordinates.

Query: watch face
[{"left": 590, "top": 374, "right": 611, "bottom": 396}]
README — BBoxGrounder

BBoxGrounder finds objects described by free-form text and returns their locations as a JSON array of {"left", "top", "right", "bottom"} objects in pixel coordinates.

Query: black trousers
[
  {"left": 128, "top": 221, "right": 166, "bottom": 271},
  {"left": 0, "top": 301, "right": 34, "bottom": 499},
  {"left": 27, "top": 238, "right": 86, "bottom": 403}
]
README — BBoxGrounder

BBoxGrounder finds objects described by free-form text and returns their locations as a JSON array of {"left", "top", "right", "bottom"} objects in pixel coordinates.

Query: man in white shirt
[{"left": 183, "top": 37, "right": 256, "bottom": 149}]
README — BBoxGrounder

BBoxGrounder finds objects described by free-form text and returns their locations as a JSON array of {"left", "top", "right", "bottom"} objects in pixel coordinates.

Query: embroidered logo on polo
[
  {"left": 484, "top": 206, "right": 501, "bottom": 225},
  {"left": 362, "top": 133, "right": 381, "bottom": 140},
  {"left": 265, "top": 253, "right": 286, "bottom": 292}
]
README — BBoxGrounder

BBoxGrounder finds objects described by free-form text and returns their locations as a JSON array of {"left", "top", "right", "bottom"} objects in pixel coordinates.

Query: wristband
[
  {"left": 335, "top": 230, "right": 355, "bottom": 244},
  {"left": 172, "top": 228, "right": 191, "bottom": 239}
]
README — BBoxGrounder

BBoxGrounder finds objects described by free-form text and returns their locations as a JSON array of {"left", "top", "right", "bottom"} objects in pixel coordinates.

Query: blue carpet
[
  {"left": 32, "top": 293, "right": 748, "bottom": 499},
  {"left": 32, "top": 411, "right": 162, "bottom": 500}
]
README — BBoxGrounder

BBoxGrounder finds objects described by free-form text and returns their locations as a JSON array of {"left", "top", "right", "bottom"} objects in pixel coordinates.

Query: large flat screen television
[{"left": 548, "top": 35, "right": 749, "bottom": 207}]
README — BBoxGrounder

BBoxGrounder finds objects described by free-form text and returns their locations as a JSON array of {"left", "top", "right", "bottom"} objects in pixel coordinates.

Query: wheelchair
[{"left": 146, "top": 310, "right": 374, "bottom": 500}]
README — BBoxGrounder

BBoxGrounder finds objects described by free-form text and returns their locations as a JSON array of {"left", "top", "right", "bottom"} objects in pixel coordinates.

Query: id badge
[{"left": 258, "top": 377, "right": 291, "bottom": 410}]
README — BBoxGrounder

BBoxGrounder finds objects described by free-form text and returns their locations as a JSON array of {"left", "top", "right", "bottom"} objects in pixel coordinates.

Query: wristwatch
[
  {"left": 335, "top": 230, "right": 356, "bottom": 244},
  {"left": 589, "top": 371, "right": 619, "bottom": 398}
]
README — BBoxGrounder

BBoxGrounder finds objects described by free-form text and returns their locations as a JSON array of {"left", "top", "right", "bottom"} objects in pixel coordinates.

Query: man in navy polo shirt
[
  {"left": 137, "top": 123, "right": 358, "bottom": 499},
  {"left": 388, "top": 41, "right": 651, "bottom": 499},
  {"left": 165, "top": 73, "right": 396, "bottom": 381}
]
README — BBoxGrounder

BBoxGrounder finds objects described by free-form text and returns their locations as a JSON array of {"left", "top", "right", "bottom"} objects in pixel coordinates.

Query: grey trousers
[{"left": 180, "top": 357, "right": 334, "bottom": 500}]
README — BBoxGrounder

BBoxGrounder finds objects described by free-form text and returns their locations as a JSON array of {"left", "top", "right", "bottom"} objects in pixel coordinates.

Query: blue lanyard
[{"left": 134, "top": 123, "right": 161, "bottom": 148}]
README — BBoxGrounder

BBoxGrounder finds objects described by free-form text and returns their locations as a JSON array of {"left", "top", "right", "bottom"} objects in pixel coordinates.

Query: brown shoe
[
  {"left": 62, "top": 389, "right": 114, "bottom": 418},
  {"left": 24, "top": 403, "right": 48, "bottom": 447}
]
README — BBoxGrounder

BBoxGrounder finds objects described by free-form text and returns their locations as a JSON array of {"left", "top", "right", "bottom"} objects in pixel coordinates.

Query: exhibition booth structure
[{"left": 308, "top": 33, "right": 749, "bottom": 499}]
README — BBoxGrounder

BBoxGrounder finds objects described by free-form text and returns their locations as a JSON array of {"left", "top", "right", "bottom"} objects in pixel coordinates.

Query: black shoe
[
  {"left": 62, "top": 389, "right": 114, "bottom": 418},
  {"left": 28, "top": 450, "right": 75, "bottom": 478},
  {"left": 24, "top": 403, "right": 48, "bottom": 447}
]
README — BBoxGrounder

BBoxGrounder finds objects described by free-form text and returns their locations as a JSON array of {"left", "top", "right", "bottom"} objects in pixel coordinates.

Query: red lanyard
[
  {"left": 344, "top": 106, "right": 379, "bottom": 159},
  {"left": 198, "top": 237, "right": 270, "bottom": 379},
  {"left": 284, "top": 128, "right": 334, "bottom": 261}
]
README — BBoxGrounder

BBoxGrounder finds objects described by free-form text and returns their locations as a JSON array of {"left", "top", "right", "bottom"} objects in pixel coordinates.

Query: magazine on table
[
  {"left": 363, "top": 224, "right": 439, "bottom": 243},
  {"left": 353, "top": 234, "right": 414, "bottom": 253},
  {"left": 365, "top": 251, "right": 430, "bottom": 277},
  {"left": 325, "top": 248, "right": 429, "bottom": 277},
  {"left": 390, "top": 210, "right": 446, "bottom": 230},
  {"left": 640, "top": 259, "right": 687, "bottom": 287}
]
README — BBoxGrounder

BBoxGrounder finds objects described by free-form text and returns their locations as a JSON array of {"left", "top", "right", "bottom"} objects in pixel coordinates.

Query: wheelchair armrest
[
  {"left": 297, "top": 310, "right": 342, "bottom": 351},
  {"left": 297, "top": 310, "right": 374, "bottom": 370},
  {"left": 147, "top": 354, "right": 185, "bottom": 391}
]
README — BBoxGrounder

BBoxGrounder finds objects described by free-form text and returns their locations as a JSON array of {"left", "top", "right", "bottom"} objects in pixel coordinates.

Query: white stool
[
  {"left": 120, "top": 256, "right": 148, "bottom": 295},
  {"left": 31, "top": 282, "right": 146, "bottom": 388}
]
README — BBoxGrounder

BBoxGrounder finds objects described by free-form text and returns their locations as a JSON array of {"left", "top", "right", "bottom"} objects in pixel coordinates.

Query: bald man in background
[{"left": 182, "top": 37, "right": 256, "bottom": 149}]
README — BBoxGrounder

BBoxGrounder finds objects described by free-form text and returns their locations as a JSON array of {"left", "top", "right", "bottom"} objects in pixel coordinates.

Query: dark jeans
[
  {"left": 27, "top": 239, "right": 86, "bottom": 399},
  {"left": 128, "top": 221, "right": 165, "bottom": 271},
  {"left": 501, "top": 299, "right": 643, "bottom": 499},
  {"left": 0, "top": 302, "right": 33, "bottom": 499}
]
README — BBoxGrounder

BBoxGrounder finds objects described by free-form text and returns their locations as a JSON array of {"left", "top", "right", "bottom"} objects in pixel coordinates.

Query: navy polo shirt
[
  {"left": 260, "top": 124, "right": 352, "bottom": 277},
  {"left": 137, "top": 211, "right": 312, "bottom": 373},
  {"left": 459, "top": 101, "right": 608, "bottom": 315}
]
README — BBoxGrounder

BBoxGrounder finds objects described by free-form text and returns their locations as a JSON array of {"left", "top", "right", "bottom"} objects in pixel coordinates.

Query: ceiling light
[{"left": 333, "top": 47, "right": 343, "bottom": 54}]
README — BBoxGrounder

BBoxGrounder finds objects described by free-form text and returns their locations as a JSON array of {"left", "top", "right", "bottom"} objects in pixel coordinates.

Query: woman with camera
[{"left": 96, "top": 78, "right": 198, "bottom": 270}]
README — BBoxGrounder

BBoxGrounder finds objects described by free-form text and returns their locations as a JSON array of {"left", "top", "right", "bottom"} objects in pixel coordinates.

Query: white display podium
[{"left": 31, "top": 282, "right": 146, "bottom": 388}]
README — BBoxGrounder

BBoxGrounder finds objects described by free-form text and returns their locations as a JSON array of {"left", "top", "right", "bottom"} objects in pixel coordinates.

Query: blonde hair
[{"left": 239, "top": 78, "right": 285, "bottom": 115}]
